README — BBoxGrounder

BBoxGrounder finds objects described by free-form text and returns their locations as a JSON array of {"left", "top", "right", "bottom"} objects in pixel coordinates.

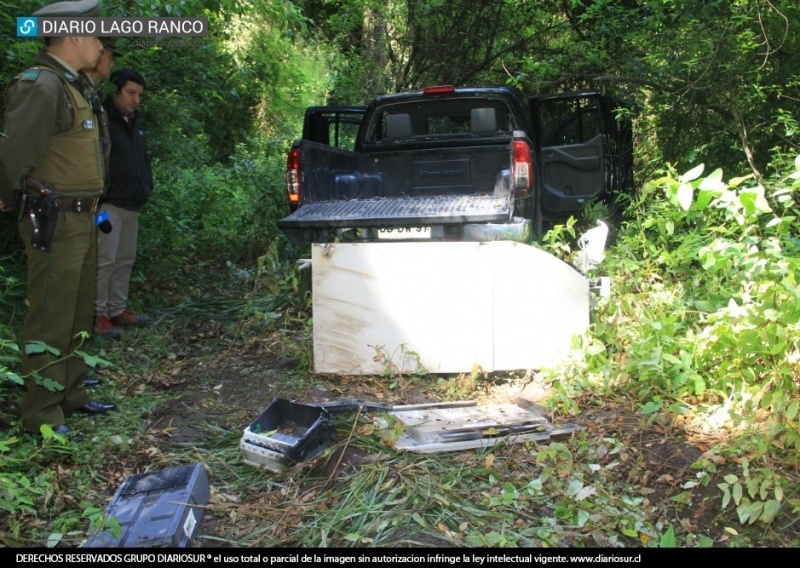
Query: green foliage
[
  {"left": 371, "top": 343, "right": 427, "bottom": 393},
  {"left": 539, "top": 216, "right": 578, "bottom": 260},
  {"left": 0, "top": 436, "right": 48, "bottom": 518},
  {"left": 315, "top": 0, "right": 800, "bottom": 179},
  {"left": 0, "top": 425, "right": 94, "bottom": 546},
  {"left": 82, "top": 506, "right": 123, "bottom": 545},
  {"left": 530, "top": 0, "right": 800, "bottom": 175},
  {"left": 137, "top": 140, "right": 291, "bottom": 288},
  {"left": 546, "top": 153, "right": 800, "bottom": 529},
  {"left": 631, "top": 160, "right": 799, "bottom": 445},
  {"left": 0, "top": 2, "right": 42, "bottom": 103},
  {"left": 716, "top": 458, "right": 785, "bottom": 525},
  {"left": 0, "top": 263, "right": 24, "bottom": 392}
]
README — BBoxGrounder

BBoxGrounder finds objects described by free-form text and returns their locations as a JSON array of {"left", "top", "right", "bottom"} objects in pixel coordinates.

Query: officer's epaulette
[
  {"left": 16, "top": 68, "right": 41, "bottom": 81},
  {"left": 16, "top": 65, "right": 77, "bottom": 84}
]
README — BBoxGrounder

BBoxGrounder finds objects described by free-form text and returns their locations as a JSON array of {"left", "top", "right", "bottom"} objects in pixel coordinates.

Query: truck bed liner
[{"left": 278, "top": 193, "right": 512, "bottom": 229}]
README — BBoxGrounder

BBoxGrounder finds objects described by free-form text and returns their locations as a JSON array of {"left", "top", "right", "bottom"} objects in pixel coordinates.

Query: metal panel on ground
[{"left": 312, "top": 241, "right": 589, "bottom": 374}]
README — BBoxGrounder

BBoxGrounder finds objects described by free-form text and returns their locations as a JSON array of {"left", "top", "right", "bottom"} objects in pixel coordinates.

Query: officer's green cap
[{"left": 34, "top": 0, "right": 103, "bottom": 17}]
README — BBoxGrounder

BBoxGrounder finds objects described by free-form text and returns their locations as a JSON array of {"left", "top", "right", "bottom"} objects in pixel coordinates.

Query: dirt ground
[
  {"left": 4, "top": 316, "right": 792, "bottom": 547},
  {"left": 106, "top": 317, "right": 798, "bottom": 549}
]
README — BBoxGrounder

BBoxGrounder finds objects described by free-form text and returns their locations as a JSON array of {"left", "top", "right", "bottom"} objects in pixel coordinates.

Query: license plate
[{"left": 377, "top": 227, "right": 431, "bottom": 240}]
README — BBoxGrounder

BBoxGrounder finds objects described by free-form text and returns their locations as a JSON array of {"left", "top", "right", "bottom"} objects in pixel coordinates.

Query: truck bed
[{"left": 278, "top": 137, "right": 516, "bottom": 241}]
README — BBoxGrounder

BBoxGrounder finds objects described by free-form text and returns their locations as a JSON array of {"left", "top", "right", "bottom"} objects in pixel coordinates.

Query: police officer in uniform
[
  {"left": 0, "top": 0, "right": 117, "bottom": 436},
  {"left": 87, "top": 38, "right": 118, "bottom": 84}
]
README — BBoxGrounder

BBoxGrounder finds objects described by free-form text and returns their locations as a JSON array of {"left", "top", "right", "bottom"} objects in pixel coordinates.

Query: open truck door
[
  {"left": 300, "top": 106, "right": 366, "bottom": 149},
  {"left": 529, "top": 93, "right": 633, "bottom": 220},
  {"left": 286, "top": 106, "right": 366, "bottom": 211}
]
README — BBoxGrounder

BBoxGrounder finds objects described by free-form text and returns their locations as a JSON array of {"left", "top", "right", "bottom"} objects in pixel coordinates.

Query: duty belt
[{"left": 54, "top": 196, "right": 98, "bottom": 213}]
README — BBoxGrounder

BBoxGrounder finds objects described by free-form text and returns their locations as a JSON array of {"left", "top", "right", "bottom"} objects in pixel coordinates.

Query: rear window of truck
[{"left": 368, "top": 99, "right": 514, "bottom": 142}]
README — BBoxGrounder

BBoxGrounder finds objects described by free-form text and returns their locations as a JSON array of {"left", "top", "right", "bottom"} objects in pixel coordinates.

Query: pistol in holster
[{"left": 17, "top": 177, "right": 58, "bottom": 252}]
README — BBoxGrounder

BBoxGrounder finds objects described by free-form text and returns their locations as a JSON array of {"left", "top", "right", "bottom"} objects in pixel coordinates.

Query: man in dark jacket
[{"left": 94, "top": 68, "right": 153, "bottom": 337}]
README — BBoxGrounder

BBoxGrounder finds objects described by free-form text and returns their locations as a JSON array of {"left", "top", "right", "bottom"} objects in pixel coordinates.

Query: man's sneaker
[
  {"left": 94, "top": 315, "right": 121, "bottom": 338},
  {"left": 110, "top": 309, "right": 151, "bottom": 327}
]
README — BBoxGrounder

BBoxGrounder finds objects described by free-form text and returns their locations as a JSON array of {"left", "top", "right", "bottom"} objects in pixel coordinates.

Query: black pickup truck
[{"left": 278, "top": 85, "right": 633, "bottom": 244}]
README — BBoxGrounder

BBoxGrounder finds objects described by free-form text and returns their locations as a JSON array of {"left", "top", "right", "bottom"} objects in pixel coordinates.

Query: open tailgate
[{"left": 277, "top": 193, "right": 513, "bottom": 243}]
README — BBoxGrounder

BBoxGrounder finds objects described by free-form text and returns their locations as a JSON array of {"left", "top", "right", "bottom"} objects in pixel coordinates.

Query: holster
[{"left": 19, "top": 178, "right": 59, "bottom": 252}]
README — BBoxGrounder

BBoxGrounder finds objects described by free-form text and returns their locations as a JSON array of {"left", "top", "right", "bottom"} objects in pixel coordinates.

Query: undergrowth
[{"left": 542, "top": 156, "right": 800, "bottom": 530}]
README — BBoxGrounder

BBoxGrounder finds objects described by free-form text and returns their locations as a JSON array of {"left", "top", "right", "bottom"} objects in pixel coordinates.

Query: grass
[{"left": 0, "top": 293, "right": 793, "bottom": 548}]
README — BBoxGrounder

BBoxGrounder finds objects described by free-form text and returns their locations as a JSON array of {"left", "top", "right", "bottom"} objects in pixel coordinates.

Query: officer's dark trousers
[{"left": 19, "top": 211, "right": 95, "bottom": 433}]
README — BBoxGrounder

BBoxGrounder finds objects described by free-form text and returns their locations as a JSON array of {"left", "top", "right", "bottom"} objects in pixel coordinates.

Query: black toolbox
[{"left": 84, "top": 463, "right": 210, "bottom": 548}]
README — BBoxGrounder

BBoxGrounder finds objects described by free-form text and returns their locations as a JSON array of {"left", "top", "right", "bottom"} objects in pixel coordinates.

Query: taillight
[
  {"left": 423, "top": 85, "right": 455, "bottom": 95},
  {"left": 512, "top": 139, "right": 533, "bottom": 196},
  {"left": 286, "top": 147, "right": 300, "bottom": 206}
]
